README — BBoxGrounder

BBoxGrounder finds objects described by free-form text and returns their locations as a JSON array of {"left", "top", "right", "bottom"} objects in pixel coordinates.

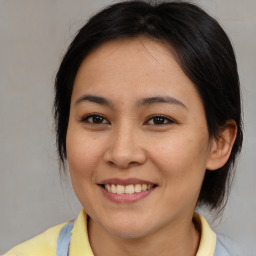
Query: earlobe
[{"left": 206, "top": 120, "right": 237, "bottom": 171}]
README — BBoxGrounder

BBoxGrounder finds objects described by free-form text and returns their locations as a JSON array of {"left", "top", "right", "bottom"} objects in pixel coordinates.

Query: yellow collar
[
  {"left": 69, "top": 210, "right": 216, "bottom": 256},
  {"left": 69, "top": 210, "right": 94, "bottom": 256},
  {"left": 193, "top": 212, "right": 216, "bottom": 256}
]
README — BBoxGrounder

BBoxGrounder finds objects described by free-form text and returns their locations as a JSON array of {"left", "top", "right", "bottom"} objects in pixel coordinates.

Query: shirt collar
[
  {"left": 194, "top": 212, "right": 217, "bottom": 256},
  {"left": 69, "top": 209, "right": 216, "bottom": 256},
  {"left": 69, "top": 209, "right": 94, "bottom": 256}
]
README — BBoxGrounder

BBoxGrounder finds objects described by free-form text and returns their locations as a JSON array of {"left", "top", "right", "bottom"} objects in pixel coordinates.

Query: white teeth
[
  {"left": 142, "top": 184, "right": 147, "bottom": 191},
  {"left": 104, "top": 184, "right": 154, "bottom": 194},
  {"left": 125, "top": 184, "right": 135, "bottom": 194},
  {"left": 111, "top": 184, "right": 116, "bottom": 193},
  {"left": 106, "top": 184, "right": 111, "bottom": 192},
  {"left": 116, "top": 185, "right": 125, "bottom": 194},
  {"left": 147, "top": 184, "right": 153, "bottom": 190},
  {"left": 134, "top": 184, "right": 142, "bottom": 193}
]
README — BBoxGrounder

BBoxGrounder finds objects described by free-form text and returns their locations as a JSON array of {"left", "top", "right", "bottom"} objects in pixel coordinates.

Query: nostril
[
  {"left": 106, "top": 160, "right": 139, "bottom": 169},
  {"left": 129, "top": 161, "right": 140, "bottom": 166},
  {"left": 107, "top": 161, "right": 116, "bottom": 166}
]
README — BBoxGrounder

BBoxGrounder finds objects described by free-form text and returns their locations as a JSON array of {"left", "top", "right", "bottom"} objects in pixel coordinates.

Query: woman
[{"left": 5, "top": 1, "right": 243, "bottom": 255}]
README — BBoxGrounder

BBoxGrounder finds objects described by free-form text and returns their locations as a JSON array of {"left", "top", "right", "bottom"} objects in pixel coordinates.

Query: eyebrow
[
  {"left": 75, "top": 94, "right": 187, "bottom": 109},
  {"left": 75, "top": 95, "right": 113, "bottom": 107},
  {"left": 138, "top": 96, "right": 187, "bottom": 109}
]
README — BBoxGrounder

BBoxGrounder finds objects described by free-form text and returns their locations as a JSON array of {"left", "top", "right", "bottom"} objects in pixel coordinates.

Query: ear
[{"left": 206, "top": 120, "right": 237, "bottom": 171}]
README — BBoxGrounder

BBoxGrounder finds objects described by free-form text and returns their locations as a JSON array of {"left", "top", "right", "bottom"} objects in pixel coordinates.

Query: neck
[{"left": 88, "top": 214, "right": 200, "bottom": 256}]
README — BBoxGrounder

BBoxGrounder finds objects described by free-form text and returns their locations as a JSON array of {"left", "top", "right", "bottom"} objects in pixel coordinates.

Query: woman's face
[{"left": 66, "top": 38, "right": 213, "bottom": 238}]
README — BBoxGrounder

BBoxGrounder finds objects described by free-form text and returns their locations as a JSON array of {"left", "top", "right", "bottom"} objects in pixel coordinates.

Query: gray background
[{"left": 0, "top": 0, "right": 255, "bottom": 254}]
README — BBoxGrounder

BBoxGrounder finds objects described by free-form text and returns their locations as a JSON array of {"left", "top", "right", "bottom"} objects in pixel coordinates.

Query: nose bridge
[
  {"left": 104, "top": 119, "right": 146, "bottom": 168},
  {"left": 116, "top": 122, "right": 139, "bottom": 154}
]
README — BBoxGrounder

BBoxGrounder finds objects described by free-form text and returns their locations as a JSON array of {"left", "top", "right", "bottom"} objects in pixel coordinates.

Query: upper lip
[{"left": 98, "top": 178, "right": 156, "bottom": 186}]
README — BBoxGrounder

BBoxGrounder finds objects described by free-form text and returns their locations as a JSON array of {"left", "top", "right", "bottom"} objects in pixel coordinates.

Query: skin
[{"left": 66, "top": 37, "right": 236, "bottom": 256}]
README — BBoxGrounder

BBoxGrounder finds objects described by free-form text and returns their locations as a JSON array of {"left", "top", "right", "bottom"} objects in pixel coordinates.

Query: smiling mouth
[{"left": 100, "top": 184, "right": 157, "bottom": 194}]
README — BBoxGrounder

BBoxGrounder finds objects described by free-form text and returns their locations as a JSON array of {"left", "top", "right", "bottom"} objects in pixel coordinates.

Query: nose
[{"left": 103, "top": 125, "right": 147, "bottom": 169}]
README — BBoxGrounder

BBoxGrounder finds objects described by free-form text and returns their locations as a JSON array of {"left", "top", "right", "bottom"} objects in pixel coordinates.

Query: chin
[{"left": 103, "top": 219, "right": 154, "bottom": 239}]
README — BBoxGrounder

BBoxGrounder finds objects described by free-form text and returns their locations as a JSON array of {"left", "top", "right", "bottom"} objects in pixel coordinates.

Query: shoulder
[
  {"left": 193, "top": 212, "right": 243, "bottom": 256},
  {"left": 4, "top": 222, "right": 67, "bottom": 256},
  {"left": 214, "top": 234, "right": 243, "bottom": 256}
]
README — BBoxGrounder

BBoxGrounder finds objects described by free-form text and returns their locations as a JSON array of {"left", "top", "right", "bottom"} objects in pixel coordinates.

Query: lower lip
[{"left": 99, "top": 185, "right": 156, "bottom": 204}]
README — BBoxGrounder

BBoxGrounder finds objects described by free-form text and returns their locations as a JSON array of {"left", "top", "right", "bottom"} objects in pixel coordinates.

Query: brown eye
[
  {"left": 146, "top": 115, "right": 174, "bottom": 125},
  {"left": 82, "top": 114, "right": 109, "bottom": 124}
]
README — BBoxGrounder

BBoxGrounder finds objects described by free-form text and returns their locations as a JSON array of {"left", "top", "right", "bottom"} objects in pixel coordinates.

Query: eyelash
[
  {"left": 81, "top": 113, "right": 110, "bottom": 125},
  {"left": 145, "top": 114, "right": 175, "bottom": 125},
  {"left": 80, "top": 114, "right": 175, "bottom": 126}
]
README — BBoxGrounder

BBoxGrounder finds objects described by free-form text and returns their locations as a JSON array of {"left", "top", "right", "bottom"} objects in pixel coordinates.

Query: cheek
[
  {"left": 154, "top": 139, "right": 207, "bottom": 168},
  {"left": 151, "top": 134, "right": 209, "bottom": 190},
  {"left": 66, "top": 128, "right": 102, "bottom": 179},
  {"left": 65, "top": 128, "right": 105, "bottom": 212}
]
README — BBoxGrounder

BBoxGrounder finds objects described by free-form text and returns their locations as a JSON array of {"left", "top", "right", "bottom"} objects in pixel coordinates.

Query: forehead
[
  {"left": 72, "top": 37, "right": 202, "bottom": 110},
  {"left": 77, "top": 37, "right": 178, "bottom": 78},
  {"left": 83, "top": 37, "right": 174, "bottom": 64}
]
